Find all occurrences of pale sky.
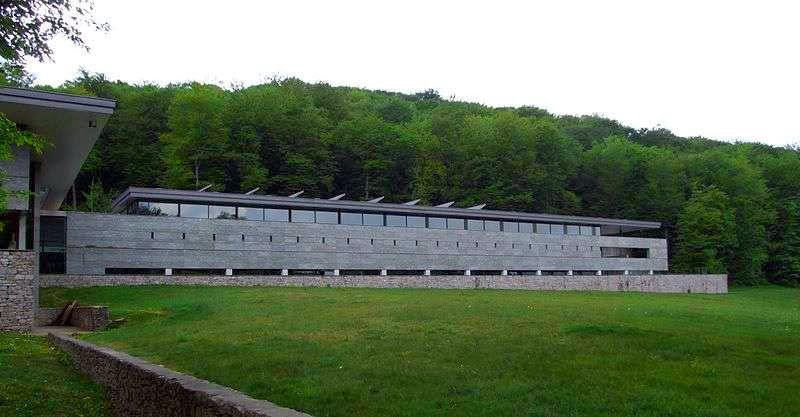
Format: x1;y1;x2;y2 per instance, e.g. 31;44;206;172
26;0;800;146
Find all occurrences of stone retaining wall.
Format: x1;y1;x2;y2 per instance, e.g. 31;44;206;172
36;306;110;330
40;273;728;293
0;250;35;331
49;333;311;417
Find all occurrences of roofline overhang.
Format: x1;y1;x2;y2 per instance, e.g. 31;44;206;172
0;87;116;114
112;187;662;230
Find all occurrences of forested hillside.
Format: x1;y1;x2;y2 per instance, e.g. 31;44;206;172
37;73;800;286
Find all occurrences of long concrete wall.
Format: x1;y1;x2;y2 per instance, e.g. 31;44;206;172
49;334;311;417
40;273;728;293
65;212;668;275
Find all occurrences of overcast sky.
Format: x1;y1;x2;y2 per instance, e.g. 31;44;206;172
26;0;800;146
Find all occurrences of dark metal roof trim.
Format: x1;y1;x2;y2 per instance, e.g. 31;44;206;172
0;87;116;114
112;187;661;229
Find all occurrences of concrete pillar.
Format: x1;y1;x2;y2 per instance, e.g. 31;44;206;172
567;270;573;276
424;270;431;276
648;270;654;275
380;269;388;276
624;270;630;275
465;270;471;276
17;213;26;250
225;269;233;276
281;269;289;276
165;268;173;276
596;270;602;276
536;270;542;276
333;269;340;276
501;270;508;276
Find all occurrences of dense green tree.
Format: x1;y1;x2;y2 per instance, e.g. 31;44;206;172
767;198;800;286
673;186;736;274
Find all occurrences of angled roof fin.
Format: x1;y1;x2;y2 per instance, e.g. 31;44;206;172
288;190;304;198
436;201;455;208
197;184;212;192
329;193;346;200
366;196;385;203
467;203;487;210
403;199;421;206
244;188;260;195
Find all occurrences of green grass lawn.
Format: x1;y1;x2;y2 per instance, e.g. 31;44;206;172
41;286;800;417
0;333;110;417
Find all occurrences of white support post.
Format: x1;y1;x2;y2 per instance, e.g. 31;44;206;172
225;269;233;276
380;269;387;276
424;270;431;276
165;268;173;276
333;269;340;276
536;270;542;276
624;270;630;275
281;269;289;276
501;270;508;276
648;270;654;275
17;214;26;250
596;270;602;276
465;270;471;276
567;270;573;276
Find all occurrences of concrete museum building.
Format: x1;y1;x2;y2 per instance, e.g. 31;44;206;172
0;88;726;331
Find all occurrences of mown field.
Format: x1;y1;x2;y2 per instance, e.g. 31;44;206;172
0;333;110;417
41;286;800;417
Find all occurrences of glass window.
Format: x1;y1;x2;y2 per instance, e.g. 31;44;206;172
467;219;484;231
148;202;178;216
580;226;593;236
180;204;208;218
407;216;425;228
428;217;446;229
519;223;534;233
484;220;501;231
291;210;315;223
536;223;550;234
566;225;580;235
238;207;263;221
447;218;465;230
386;215;406;227
209;205;236;219
266;208;289;222
315;211;338;224
503;221;519;233
550;224;564;235
341;212;363;225
363;213;383;226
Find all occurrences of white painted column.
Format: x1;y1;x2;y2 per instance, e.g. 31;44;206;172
648;270;654;275
424;270;431;276
17;214;26;250
465;270;471;276
281;269;289;276
501;270;508;276
536;270;542;276
623;270;630;275
567;270;573;276
225;269;233;276
333;269;340;276
165;268;173;276
380;269;387;276
596;270;602;276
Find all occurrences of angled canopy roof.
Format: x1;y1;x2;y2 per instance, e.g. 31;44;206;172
112;187;662;232
0;87;115;210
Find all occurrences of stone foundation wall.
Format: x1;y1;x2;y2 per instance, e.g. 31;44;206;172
0;250;35;331
40;273;728;293
49;333;311;417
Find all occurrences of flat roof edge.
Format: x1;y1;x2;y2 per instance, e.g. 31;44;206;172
0;87;116;113
112;187;662;229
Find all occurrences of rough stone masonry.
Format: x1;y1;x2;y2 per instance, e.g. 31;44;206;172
0;250;35;331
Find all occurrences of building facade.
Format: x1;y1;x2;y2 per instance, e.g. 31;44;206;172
45;187;668;277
